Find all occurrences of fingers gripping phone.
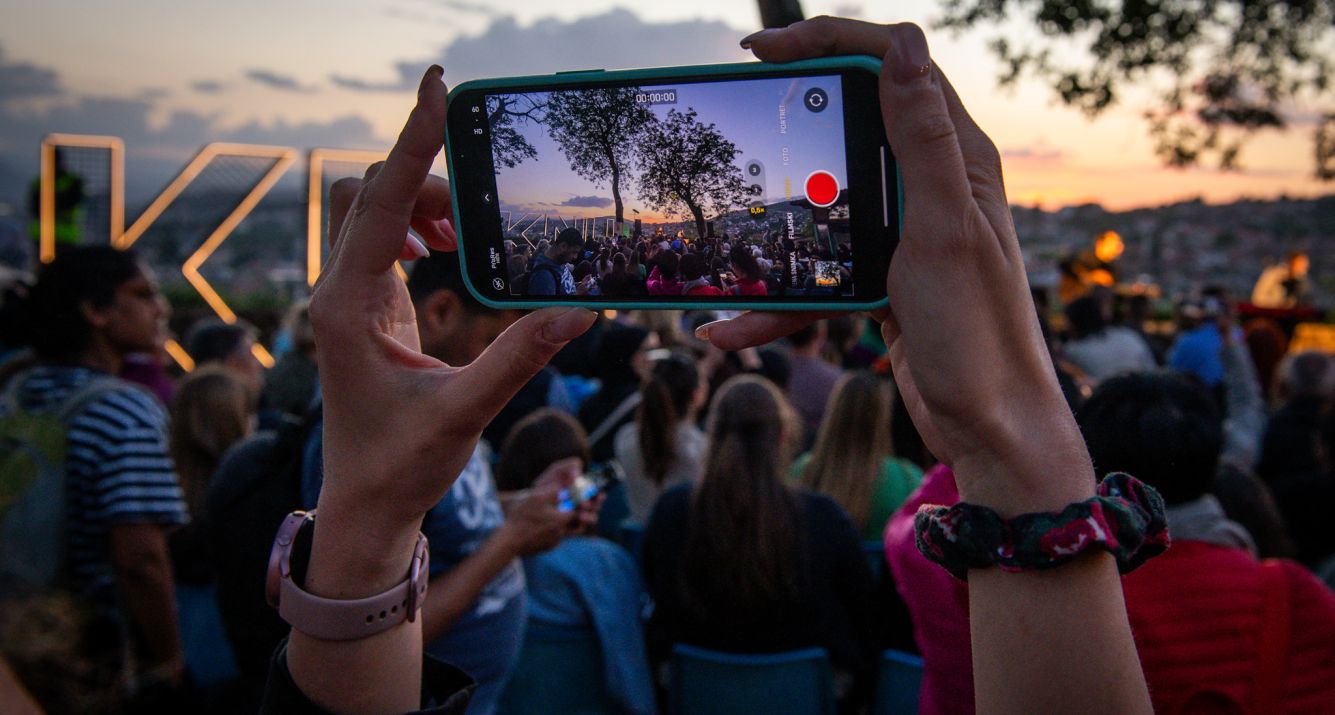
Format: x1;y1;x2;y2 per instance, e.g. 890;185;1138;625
557;463;620;512
445;58;899;311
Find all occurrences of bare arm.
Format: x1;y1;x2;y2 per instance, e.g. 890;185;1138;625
717;17;1153;715
108;523;183;673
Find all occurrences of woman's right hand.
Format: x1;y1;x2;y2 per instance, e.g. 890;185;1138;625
702;18;1095;515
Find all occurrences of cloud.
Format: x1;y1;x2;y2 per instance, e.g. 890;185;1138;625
330;74;408;92
335;9;751;92
432;0;500;16
1002;143;1065;163
560;195;613;208
0;46;63;103
245;69;316;93
192;80;227;94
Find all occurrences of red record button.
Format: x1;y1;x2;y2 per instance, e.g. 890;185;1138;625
804;170;839;208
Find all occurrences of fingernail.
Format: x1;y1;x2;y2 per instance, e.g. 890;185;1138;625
739;29;774;49
419;65;443;96
405;233;429;259
694;322;716;340
888;24;932;85
544;308;596;343
438;218;457;241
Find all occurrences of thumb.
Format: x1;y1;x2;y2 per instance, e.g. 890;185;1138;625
878;25;973;221
452;308;595;427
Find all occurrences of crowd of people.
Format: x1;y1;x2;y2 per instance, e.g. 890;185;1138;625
507;226;852;298
1;14;1334;715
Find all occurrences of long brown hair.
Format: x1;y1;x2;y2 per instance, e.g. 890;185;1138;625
681;375;802;621
637;353;699;486
168;366;254;517
799;371;892;531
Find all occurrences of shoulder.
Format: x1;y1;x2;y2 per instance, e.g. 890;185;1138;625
798;489;853;527
613;422;637;450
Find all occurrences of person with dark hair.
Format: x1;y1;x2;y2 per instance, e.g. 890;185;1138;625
600;253;640;297
1267;402;1335;567
726;246;768;296
646;250;682;296
572;260;600;296
1210;463;1296;560
0;245;188;705
614;353;709;522
1061;295;1155;384
642;375;877;708
493;410;653;715
1079;372;1335;712
525;228;585;296
184;318;265;397
260;300;319;419
679;253;723;297
1257;351;1334;483
1168;287;1237;388
786;320;842;438
578;324;657;462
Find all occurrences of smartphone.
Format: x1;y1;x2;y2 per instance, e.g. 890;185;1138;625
557;463;620;512
446;58;899;311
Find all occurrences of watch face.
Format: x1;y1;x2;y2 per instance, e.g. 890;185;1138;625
266;511;313;608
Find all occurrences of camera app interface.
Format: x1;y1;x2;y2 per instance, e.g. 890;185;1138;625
479;75;853;299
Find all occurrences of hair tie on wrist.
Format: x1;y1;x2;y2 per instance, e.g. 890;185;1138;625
913;472;1170;581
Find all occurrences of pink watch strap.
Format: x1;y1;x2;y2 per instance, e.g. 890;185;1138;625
266;511;430;642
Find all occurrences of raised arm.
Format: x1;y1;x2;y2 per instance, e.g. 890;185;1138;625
282;66;595;714
709;18;1153;714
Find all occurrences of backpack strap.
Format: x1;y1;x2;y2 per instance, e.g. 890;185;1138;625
587;392;642;448
2;367;145;425
1251;560;1291;713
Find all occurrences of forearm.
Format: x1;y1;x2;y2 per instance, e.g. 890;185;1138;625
110;529;183;667
286;499;425;715
421;528;520;643
958;415;1153;715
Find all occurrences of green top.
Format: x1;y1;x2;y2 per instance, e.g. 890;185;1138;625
791;454;924;541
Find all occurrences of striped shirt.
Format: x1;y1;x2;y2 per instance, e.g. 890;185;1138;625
14;366;187;607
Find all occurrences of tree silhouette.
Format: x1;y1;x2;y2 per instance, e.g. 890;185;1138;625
544;87;655;228
636;108;748;239
485;94;546;170
937;0;1335;178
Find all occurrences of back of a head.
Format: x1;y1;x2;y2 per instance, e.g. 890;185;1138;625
407;250;485;313
637;353;700;485
655;250;679;279
495;408;590;491
281;300;316;356
1065;296;1106;340
1078;372;1222;505
594;324;649;381
186;319;257;366
1278;351;1334;401
27;245;142;361
801;371;892;529
679;253;707;282
729;246;762;279
787;321;823;350
684;375;800;619
170;365;255;515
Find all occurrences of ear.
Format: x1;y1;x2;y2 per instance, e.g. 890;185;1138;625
79;300;110;330
417;290;461;340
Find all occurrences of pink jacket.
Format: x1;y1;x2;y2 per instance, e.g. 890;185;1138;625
883;465;974;715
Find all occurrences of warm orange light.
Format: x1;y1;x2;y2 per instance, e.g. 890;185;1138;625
1094;231;1124;263
164;339;195;372
39;134;124;263
179;145;297;324
1088;269;1116;287
306;148;387;286
1289;252;1310;278
251;342;276;368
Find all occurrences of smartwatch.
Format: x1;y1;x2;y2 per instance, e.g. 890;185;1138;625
265;510;430;641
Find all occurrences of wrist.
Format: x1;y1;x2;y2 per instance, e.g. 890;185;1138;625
953;417;1097;517
304;498;425;599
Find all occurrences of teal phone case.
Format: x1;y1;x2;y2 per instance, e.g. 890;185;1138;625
445;57;899;312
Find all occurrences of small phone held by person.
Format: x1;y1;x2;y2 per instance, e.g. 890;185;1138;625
557;462;619;513
446;58;899;311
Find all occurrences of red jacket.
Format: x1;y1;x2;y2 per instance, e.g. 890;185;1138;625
1122;540;1335;714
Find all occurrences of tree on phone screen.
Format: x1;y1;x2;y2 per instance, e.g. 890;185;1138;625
486;95;546;170
636;108;748;240
545;87;654;230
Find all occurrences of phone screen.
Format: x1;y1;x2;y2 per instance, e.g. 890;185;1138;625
448;65;897;306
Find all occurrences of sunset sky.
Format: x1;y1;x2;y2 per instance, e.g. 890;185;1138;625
2;0;1330;211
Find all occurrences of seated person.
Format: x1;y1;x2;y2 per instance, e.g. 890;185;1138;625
495;410;653;715
614;352;709;523
642;375;877;706
679;254;723;297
